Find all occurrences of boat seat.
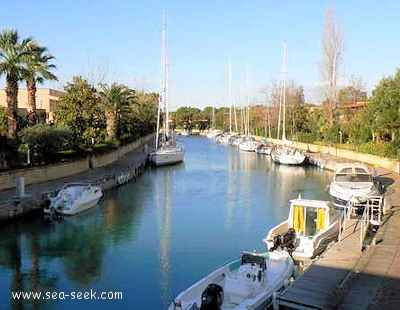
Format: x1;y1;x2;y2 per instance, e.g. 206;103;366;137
224;276;254;305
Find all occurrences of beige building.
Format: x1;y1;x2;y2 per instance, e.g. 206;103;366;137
0;88;64;123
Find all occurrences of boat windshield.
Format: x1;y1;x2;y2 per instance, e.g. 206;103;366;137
335;173;371;182
293;205;328;237
241;253;266;270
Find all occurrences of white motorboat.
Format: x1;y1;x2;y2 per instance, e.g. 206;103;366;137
255;143;273;155
150;17;185;167
238;137;258;152
168;251;293;310
264;197;339;261
328;162;379;209
43;183;103;216
270;146;306;165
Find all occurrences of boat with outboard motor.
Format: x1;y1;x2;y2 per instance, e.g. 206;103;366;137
43;183;103;216
168;250;293;310
264;197;339;261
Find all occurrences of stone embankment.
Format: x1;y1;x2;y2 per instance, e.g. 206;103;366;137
269;137;400;174
0;134;154;222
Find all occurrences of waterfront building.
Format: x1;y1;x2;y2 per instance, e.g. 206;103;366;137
0;88;64;123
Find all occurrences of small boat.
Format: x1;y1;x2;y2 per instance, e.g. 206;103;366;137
255;143;273;155
238;137;258;152
43;183;103;216
180;130;190;136
168;251;293;310
264;197;339;261
328;163;379;210
270;146;306;165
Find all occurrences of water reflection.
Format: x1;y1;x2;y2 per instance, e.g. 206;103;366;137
0;137;332;309
155;167;172;304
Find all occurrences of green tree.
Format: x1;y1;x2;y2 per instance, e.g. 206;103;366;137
132;91;158;136
99;82;133;141
0;29;38;136
173;106;201;131
363;68;400;143
55;76;105;148
24;46;57;123
115;91;158;143
19;124;72;164
338;86;367;105
0;106;8;136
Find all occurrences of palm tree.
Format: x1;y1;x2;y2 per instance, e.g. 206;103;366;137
99;83;133;140
0;29;38;136
24;46;57;123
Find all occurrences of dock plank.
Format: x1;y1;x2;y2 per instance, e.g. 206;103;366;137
278;218;364;309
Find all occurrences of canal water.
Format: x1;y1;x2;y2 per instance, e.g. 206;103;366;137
0;136;332;309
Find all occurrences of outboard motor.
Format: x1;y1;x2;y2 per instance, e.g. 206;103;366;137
200;283;223;310
270;228;297;253
281;228;297;253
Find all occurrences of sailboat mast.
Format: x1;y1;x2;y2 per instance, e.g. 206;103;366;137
282;40;287;141
228;61;233;134
246;65;250;136
163;15;169;135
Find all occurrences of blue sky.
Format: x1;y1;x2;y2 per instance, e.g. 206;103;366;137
1;0;399;109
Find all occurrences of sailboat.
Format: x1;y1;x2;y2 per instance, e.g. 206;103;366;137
150;16;185;167
270;41;306;165
206;107;220;139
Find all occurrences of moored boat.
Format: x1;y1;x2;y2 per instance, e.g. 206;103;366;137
150;17;185;167
43;183;103;216
168;251;293;310
150;140;185;166
264;197;339;261
270;146;306;165
238;137;258;152
328;163;379;210
255;143;273;155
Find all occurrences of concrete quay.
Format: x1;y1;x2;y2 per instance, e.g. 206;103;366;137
0;139;152;222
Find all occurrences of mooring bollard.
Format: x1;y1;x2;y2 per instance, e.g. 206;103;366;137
15;176;25;198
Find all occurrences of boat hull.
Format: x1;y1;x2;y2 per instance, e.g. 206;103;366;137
168;251;293;310
328;163;379;209
43;183;103;216
264;198;339;261
270;147;306;165
150;148;185;166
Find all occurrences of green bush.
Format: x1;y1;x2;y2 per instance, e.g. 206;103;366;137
19;124;73;164
358;141;398;158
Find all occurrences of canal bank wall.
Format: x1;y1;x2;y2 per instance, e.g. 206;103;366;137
269;138;400;174
0;134;154;222
0;134;154;191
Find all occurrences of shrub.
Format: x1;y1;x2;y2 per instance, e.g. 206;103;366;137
358;141;398;158
19;124;73;164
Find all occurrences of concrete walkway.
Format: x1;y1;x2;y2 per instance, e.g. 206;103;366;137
303;153;400;309
0;145;149;220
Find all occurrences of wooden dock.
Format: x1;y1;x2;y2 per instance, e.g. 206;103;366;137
278;219;366;309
